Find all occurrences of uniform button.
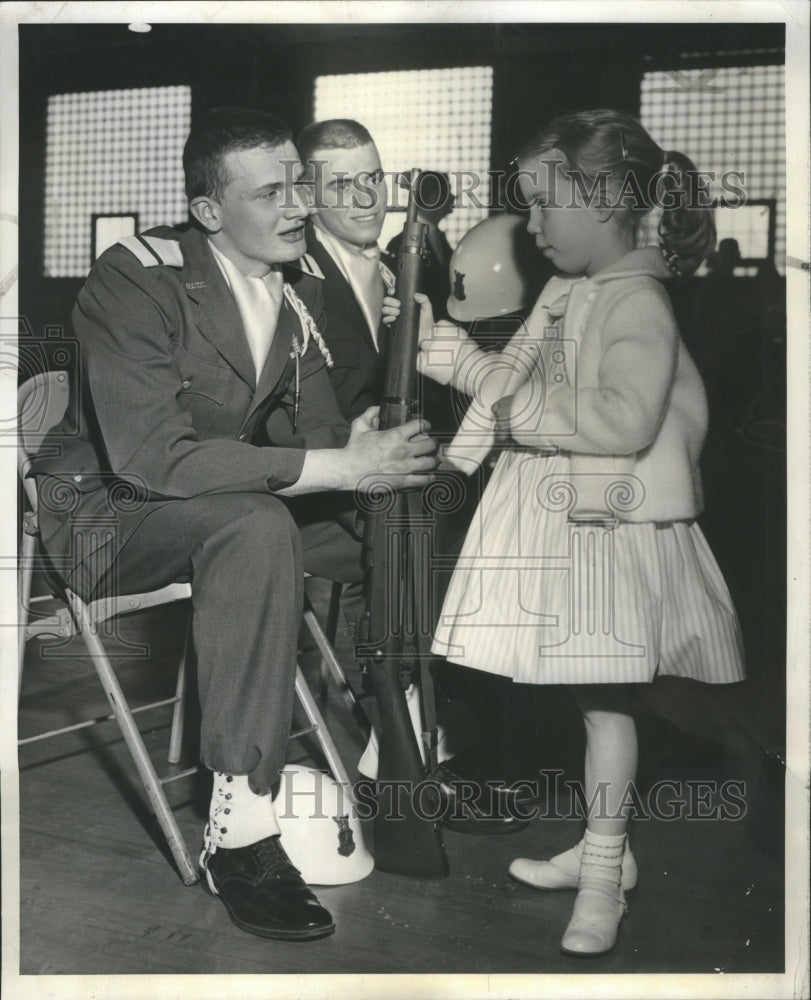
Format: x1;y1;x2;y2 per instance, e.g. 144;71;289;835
181;379;191;390
72;475;83;483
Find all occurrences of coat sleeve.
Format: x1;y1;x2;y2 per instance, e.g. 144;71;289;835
73;248;307;498
510;283;679;455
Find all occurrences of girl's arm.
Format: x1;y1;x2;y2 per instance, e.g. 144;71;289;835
508;285;679;455
384;293;498;394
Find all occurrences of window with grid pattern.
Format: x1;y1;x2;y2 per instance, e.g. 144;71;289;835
640;64;784;275
44;86;192;277
313;67;493;251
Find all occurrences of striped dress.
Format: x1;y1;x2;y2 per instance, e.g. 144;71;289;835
432;257;745;687
431;449;745;685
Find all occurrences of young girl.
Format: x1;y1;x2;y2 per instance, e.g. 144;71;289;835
385;109;745;956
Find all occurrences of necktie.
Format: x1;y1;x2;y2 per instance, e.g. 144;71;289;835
236;268;284;379
353;245;385;343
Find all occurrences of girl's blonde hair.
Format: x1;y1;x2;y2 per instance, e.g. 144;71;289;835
518;109;717;277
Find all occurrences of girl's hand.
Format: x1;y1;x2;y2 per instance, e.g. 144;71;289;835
384;292;438;339
413;294;479;387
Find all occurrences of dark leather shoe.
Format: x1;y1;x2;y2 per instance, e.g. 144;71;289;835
436;764;535;834
202;835;335;940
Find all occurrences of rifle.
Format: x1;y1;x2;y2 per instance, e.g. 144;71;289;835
356;169;449;878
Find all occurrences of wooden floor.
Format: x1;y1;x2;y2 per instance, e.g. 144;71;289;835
13;432;788;981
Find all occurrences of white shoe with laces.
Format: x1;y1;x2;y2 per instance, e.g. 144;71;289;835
559;830;629;957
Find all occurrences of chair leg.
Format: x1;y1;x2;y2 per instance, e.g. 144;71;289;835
303;603;371;738
317;581;343;700
18;531;36;698
72;600;199;886
167;621;191;765
295;665;352;789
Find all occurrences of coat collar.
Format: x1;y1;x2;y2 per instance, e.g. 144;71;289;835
588;245;672;285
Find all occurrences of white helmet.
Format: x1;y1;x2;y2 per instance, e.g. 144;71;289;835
447;214;540;322
274;765;374;885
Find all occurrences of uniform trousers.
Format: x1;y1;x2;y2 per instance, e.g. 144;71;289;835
77;492;364;796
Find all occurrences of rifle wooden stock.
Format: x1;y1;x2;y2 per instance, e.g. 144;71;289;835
356;170;449;878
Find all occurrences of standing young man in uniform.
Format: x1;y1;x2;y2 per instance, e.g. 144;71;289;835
296;119;394;422
30;108;437;942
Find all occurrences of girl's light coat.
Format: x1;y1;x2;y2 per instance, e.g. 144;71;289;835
447;246;708;524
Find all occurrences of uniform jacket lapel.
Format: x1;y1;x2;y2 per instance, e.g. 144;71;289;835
306;224;380;353
179;227;257;390
254;298;297;406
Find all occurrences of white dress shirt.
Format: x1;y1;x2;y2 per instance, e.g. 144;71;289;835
312;223;385;351
209;240;284;379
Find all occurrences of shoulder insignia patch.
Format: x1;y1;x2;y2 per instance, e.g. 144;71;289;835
286;253;325;280
117;234;184;268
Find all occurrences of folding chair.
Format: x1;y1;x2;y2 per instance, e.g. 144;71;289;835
18;371;355;886
304;584;371;738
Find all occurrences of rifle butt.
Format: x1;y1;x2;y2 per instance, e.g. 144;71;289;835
366;656;449;878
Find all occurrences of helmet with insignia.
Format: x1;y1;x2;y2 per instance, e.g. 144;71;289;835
274;765;374;885
446;214;543;323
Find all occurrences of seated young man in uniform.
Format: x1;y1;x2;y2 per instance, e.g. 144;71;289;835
29;107;437;942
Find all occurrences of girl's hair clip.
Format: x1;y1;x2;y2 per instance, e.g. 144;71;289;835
618;131;629;164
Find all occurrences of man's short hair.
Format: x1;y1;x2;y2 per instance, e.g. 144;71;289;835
297;119;375;167
183;107;293;201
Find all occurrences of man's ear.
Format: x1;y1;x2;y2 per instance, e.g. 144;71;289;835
189;196;222;234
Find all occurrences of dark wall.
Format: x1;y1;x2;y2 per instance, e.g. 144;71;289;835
18;21;785;341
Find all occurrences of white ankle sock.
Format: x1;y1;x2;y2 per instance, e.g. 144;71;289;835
578;830;626;894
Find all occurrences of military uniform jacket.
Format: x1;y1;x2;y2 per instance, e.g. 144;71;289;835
304;221;394;421
31;224;349;570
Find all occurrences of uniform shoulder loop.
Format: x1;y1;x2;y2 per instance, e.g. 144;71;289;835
286;253;325;280
117;234;184;268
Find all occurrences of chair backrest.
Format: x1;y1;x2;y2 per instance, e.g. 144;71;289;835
18;371;71;511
